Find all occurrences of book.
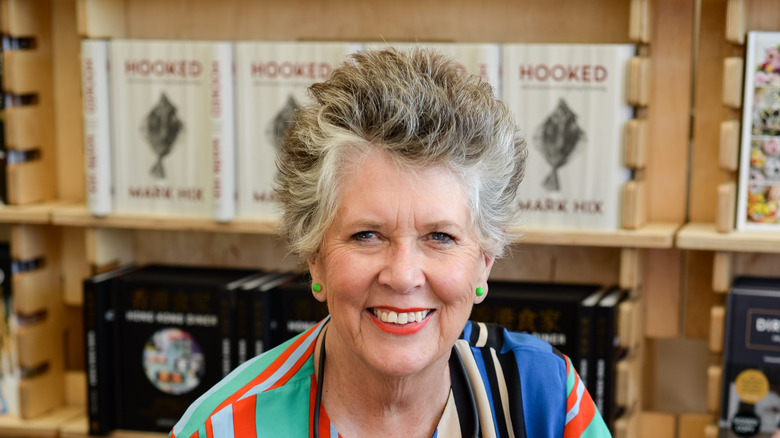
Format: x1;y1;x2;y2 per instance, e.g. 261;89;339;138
719;277;780;438
233;270;281;365
112;265;260;432
364;42;502;95
81;39;113;217
593;287;627;430
473;280;607;394
736;32;780;231
266;275;330;348
82;264;138;435
234;41;362;219
110;40;236;221
502;43;635;230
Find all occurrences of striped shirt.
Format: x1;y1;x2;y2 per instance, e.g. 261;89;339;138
170;318;610;438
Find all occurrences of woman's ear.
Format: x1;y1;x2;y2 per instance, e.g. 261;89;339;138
475;253;495;304
307;256;327;303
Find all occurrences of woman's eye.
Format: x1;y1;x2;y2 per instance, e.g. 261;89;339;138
352;231;376;241
429;232;454;244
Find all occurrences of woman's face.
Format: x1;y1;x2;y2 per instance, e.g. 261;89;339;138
308;148;494;378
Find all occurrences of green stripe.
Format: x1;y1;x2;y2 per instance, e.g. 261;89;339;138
565;356;576;396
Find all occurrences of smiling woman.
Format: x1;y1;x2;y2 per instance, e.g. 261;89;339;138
169;47;612;438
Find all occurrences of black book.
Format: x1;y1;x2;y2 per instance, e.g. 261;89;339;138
266;275;330;348
112;265;261;433
474;281;607;391
592;287;627;430
83;264;139;435
233;270;283;364
719;276;780;438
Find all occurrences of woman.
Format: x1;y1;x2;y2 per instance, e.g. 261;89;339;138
170;47;610;438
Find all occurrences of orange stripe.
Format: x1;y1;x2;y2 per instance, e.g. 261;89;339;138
309;375;317;438
210;322;323;416
267;339;317;391
563;387;597;438
232;395;257;438
205;417;214;438
565;365;579;411
318;393;330;438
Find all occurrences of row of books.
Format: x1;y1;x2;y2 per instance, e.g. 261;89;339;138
83;39;636;230
83;263;632;434
737;31;780;232
718;276;780;438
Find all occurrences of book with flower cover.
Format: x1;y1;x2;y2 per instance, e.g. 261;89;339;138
502;44;635;230
364;42;501;95
234;41;362;219
110;40;236;221
81;39;113;217
719;277;780;438
736;32;780;231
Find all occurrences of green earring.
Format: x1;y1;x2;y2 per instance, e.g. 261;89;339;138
312;283;322;293
476;287;485;297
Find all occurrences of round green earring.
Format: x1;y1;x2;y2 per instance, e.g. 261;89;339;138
312;283;322;293
476;287;485;297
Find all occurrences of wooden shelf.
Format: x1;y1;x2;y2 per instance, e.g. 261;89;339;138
676;222;780;253
0;406;83;437
0;202;61;224
50;204;678;248
60;415;167;438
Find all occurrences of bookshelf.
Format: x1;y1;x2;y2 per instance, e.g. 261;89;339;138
0;0;739;437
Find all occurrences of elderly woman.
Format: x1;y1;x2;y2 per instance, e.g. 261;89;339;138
170;47;610;438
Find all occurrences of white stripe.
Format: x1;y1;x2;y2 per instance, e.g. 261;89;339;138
565;372;586;425
454;340;497;438
476;322;488;348
238;322;325;400
210;405;236;438
490;348;516;438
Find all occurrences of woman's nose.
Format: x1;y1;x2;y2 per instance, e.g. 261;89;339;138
377;241;424;293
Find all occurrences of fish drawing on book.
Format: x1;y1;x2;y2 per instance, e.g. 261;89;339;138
534;99;586;192
141;93;183;179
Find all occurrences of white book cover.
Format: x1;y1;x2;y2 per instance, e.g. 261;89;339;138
81;39;113;217
736;31;780;232
110;39;236;220
365;42;501;96
502;43;635;230
235;41;362;219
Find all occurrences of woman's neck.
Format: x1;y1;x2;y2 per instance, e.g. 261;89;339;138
313;326;452;438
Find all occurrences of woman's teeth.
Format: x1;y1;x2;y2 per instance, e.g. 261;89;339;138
372;309;430;324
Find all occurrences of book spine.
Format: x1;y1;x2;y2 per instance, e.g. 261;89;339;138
220;290;232;376
578;303;595;396
83;276;117;435
593;297;620;428
211;44;236;223
234;288;251;366
81;40;113;217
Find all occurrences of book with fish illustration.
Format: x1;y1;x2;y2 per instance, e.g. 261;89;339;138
235;41;362;219
736;32;780;232
364;42;501;95
110;40;236;221
502;44;635;230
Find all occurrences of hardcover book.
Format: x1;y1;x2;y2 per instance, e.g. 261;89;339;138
235;41;362;219
736;32;780;231
112;265;260;432
110;40;236;221
502;44;635;230
719;277;780;438
473;280;607;395
365;42;501;95
593;288;628;429
266;275;330;348
81;39;113;217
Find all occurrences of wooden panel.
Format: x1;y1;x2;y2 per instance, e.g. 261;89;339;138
629;0;651;43
712;251;735;293
710;305;725;353
65;371;86;408
628;57;651;107
622;180;647;230
85;228;135;272
19;361;65;418
743;0;780;33
76;0;126;38
644;249;681;338
53;0;86;201
705;423;719;438
61;227;90;306
16;306;62;368
1;50;51;94
719;120;740;171
0;0;48;37
677;222;780;253
678;413;714;438
614;410;639;438
682;250;718;339
12;268;58;315
733;251;780;277
722;57;743;108
619;248;642;290
7;160;57;205
725;0;745;43
625;119;649;169
707;365;722;413
0;406;83;437
11;224;49;260
716;181;736;232
4;105;43;150
616;354;640;409
491;244;620;285
639;411;676;438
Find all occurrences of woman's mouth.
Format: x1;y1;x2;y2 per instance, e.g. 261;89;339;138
368;307;433;335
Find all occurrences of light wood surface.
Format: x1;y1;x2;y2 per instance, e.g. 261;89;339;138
707;365;722;414
709;306;725;353
639;411;676;438
678;413;714;438
719;120;740;171
677;222;780;253
0;406;83;438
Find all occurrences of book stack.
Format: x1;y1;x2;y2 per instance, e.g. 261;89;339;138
737;32;780;231
474;280;628;430
83;264;327;434
719;277;780;438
